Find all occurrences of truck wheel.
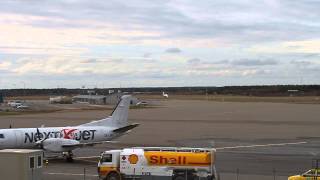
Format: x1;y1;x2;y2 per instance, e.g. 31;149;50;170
173;175;185;180
106;172;120;180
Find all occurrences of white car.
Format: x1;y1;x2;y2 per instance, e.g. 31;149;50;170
136;101;148;106
16;104;29;109
8;101;23;107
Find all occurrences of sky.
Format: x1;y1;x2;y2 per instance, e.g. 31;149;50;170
0;0;320;89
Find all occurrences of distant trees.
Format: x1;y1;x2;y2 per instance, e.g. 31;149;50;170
0;85;319;97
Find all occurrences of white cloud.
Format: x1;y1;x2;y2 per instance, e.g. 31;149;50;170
0;1;320;87
231;59;278;66
165;47;182;53
186;68;269;77
249;40;320;54
0;61;12;70
11;57;132;75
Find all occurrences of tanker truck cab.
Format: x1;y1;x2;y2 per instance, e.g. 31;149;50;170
98;150;122;179
98;147;219;180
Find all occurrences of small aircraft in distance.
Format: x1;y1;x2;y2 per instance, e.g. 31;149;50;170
0;95;139;162
162;91;169;98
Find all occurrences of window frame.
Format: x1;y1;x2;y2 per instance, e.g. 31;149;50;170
100;154;113;163
29;156;35;169
37;155;42;168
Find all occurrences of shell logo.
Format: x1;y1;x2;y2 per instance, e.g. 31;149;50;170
128;154;139;164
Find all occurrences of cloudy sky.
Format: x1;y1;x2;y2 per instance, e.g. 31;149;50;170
0;0;320;88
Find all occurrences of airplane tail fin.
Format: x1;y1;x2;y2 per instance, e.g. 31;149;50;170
79;95;132;128
109;95;131;127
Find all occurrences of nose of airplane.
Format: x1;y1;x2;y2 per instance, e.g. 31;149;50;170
0;133;5;146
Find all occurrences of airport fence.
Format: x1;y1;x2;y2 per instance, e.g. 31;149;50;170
45;167;292;180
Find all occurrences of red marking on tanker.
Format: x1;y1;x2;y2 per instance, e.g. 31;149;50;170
149;155;187;165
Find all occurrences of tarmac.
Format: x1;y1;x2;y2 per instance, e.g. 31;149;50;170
1;99;320;180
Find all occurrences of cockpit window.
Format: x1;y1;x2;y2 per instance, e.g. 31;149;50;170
100;154;112;163
0;134;4;138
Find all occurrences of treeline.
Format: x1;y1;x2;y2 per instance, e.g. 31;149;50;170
1;85;320;97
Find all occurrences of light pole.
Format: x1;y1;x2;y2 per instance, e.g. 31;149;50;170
21;81;26;101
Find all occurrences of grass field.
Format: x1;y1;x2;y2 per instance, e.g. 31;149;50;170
6;95;52;100
0;110;55;116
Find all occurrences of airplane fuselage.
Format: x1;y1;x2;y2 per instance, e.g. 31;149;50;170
0;95;137;156
0;126;118;149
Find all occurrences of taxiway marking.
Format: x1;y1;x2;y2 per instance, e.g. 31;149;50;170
216;141;307;150
45;172;98;177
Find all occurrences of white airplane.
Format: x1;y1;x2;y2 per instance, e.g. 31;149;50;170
162;91;169;98
0;95;139;161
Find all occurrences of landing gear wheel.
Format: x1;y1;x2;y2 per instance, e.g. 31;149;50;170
66;156;73;162
106;172;120;180
63;151;74;162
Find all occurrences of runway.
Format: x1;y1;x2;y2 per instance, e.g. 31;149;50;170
1;99;320;180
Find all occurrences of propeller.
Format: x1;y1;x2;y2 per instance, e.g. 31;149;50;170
36;128;40;139
35;128;44;149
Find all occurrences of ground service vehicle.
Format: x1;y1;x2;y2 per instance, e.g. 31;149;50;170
98;147;219;180
7;100;23;107
288;169;320;180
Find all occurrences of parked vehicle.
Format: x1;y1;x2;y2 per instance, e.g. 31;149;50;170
16;104;29;109
7;101;23;107
98;147;219;180
288;169;320;180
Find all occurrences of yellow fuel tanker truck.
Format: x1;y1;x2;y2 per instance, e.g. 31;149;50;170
98;147;219;180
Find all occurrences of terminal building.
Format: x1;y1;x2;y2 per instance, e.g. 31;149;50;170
72;93;139;105
72;94;112;105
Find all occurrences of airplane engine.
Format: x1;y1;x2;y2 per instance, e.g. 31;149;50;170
41;138;80;152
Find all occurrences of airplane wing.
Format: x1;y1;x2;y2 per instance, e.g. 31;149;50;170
112;123;140;133
61;124;139;148
58;124;139;150
61;140;118;148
